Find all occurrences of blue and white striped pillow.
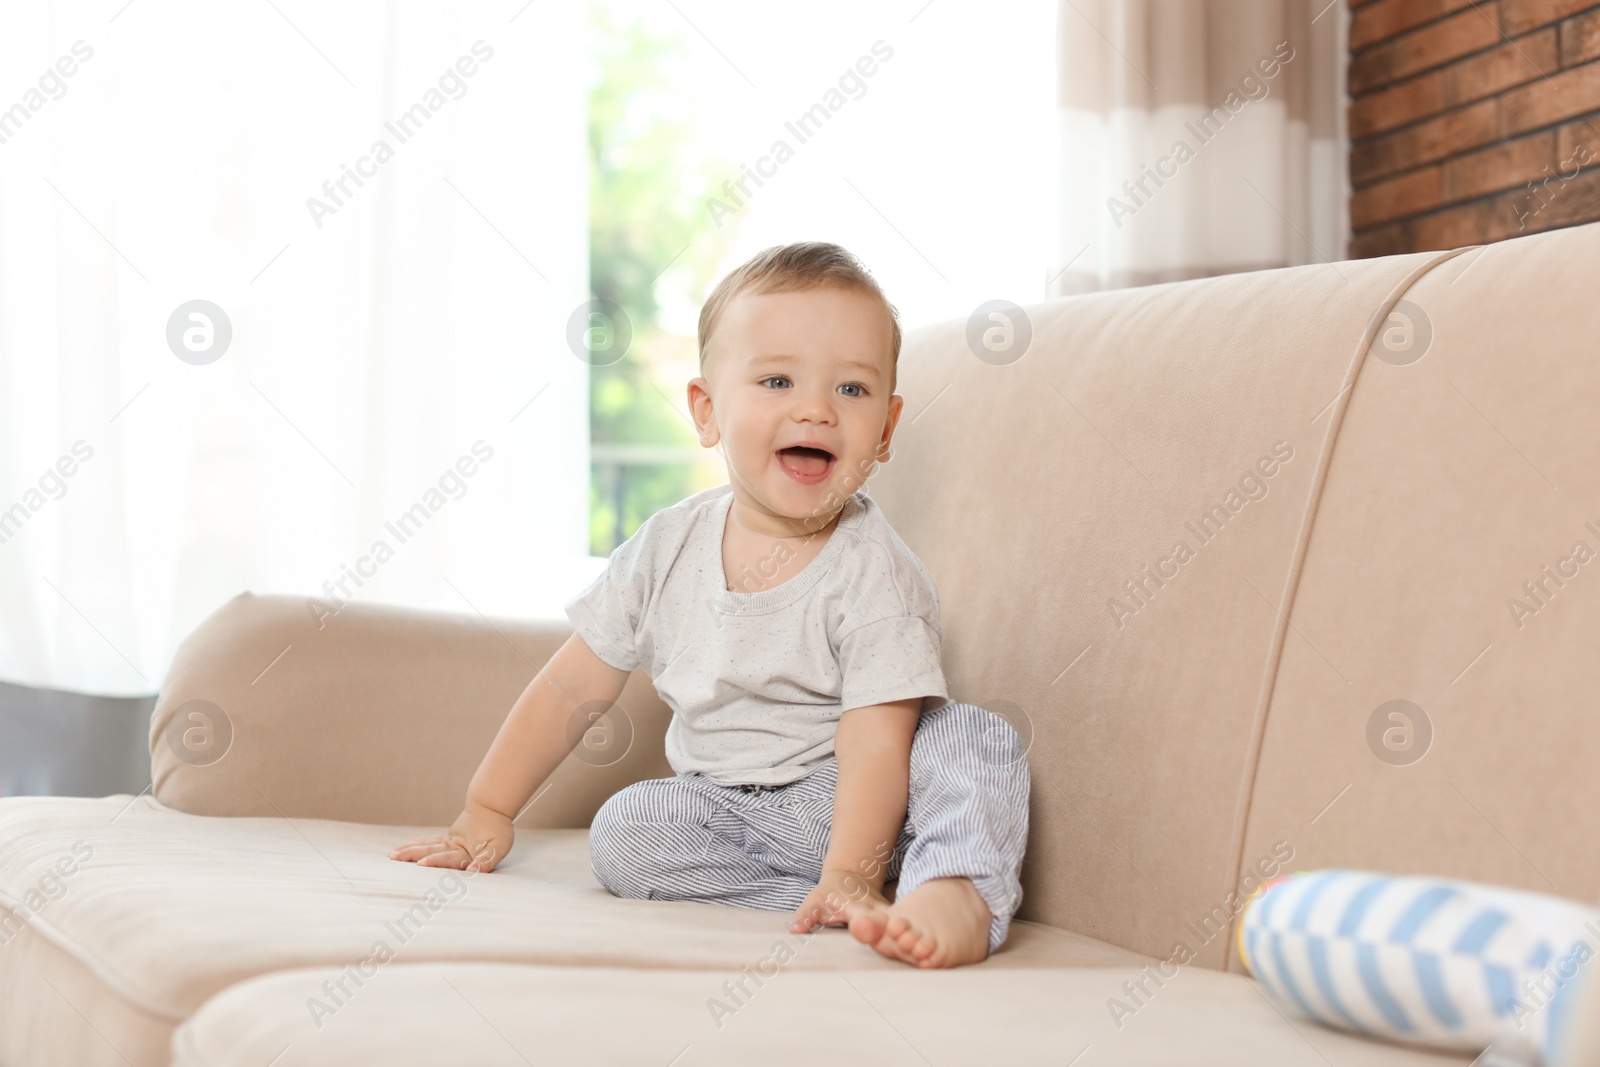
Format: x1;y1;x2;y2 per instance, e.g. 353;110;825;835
1238;870;1600;1066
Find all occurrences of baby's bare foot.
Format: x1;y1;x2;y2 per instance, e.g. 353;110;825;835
846;876;991;968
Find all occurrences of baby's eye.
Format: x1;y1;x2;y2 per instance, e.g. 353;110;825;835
840;383;865;398
760;376;790;389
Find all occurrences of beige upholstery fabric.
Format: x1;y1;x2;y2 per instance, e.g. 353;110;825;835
170;962;1471;1067
1232;222;1600;970
0;915;175;1067
4;219;1596;1065
150;596;678;828
0;795;1144;1067
867;245;1466;967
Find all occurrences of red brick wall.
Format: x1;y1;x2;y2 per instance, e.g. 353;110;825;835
1348;0;1600;255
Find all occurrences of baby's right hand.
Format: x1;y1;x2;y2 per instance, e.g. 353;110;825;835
388;803;515;873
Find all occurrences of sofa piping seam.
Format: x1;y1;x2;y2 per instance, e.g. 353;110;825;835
0;889;189;1024
1218;244;1479;972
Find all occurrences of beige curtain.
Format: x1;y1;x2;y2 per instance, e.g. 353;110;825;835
1054;0;1349;293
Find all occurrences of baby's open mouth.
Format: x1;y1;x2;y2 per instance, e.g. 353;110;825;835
776;445;835;484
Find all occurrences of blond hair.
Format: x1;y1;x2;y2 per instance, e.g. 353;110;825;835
697;242;901;394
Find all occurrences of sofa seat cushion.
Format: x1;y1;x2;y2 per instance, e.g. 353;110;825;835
169;960;1477;1066
0;795;1144;1067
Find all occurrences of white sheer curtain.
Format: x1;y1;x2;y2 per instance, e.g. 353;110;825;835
1055;0;1350;292
0;1;590;697
641;0;1060;334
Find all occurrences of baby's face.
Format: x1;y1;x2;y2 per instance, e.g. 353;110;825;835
689;285;903;527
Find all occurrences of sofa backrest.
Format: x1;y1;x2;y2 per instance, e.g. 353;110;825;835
865;219;1600;971
1227;221;1600;972
150;221;1600;973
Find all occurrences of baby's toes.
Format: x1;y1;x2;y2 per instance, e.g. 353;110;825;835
861;921;911;963
884;913;914;942
844;904;888;944
892;921;932;960
868;932;912;964
842;898;882;924
865;916;917;964
880;932;923;966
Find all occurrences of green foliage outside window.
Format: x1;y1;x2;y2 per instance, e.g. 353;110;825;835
586;3;740;556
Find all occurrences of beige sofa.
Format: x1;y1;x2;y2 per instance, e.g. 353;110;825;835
4;218;1597;1065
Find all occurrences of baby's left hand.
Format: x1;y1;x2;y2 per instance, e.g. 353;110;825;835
790;868;889;935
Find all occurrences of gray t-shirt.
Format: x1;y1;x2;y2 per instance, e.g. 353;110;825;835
564;483;950;786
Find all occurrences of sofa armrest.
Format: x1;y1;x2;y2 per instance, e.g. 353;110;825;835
150;592;674;828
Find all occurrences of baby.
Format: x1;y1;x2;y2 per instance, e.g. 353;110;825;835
390;242;1030;968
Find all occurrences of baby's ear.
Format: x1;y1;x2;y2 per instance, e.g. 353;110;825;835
685;379;720;446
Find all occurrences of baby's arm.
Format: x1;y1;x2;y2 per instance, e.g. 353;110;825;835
819;698;922;894
388;632;630;872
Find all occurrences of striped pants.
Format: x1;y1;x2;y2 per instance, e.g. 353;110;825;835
587;701;1030;955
